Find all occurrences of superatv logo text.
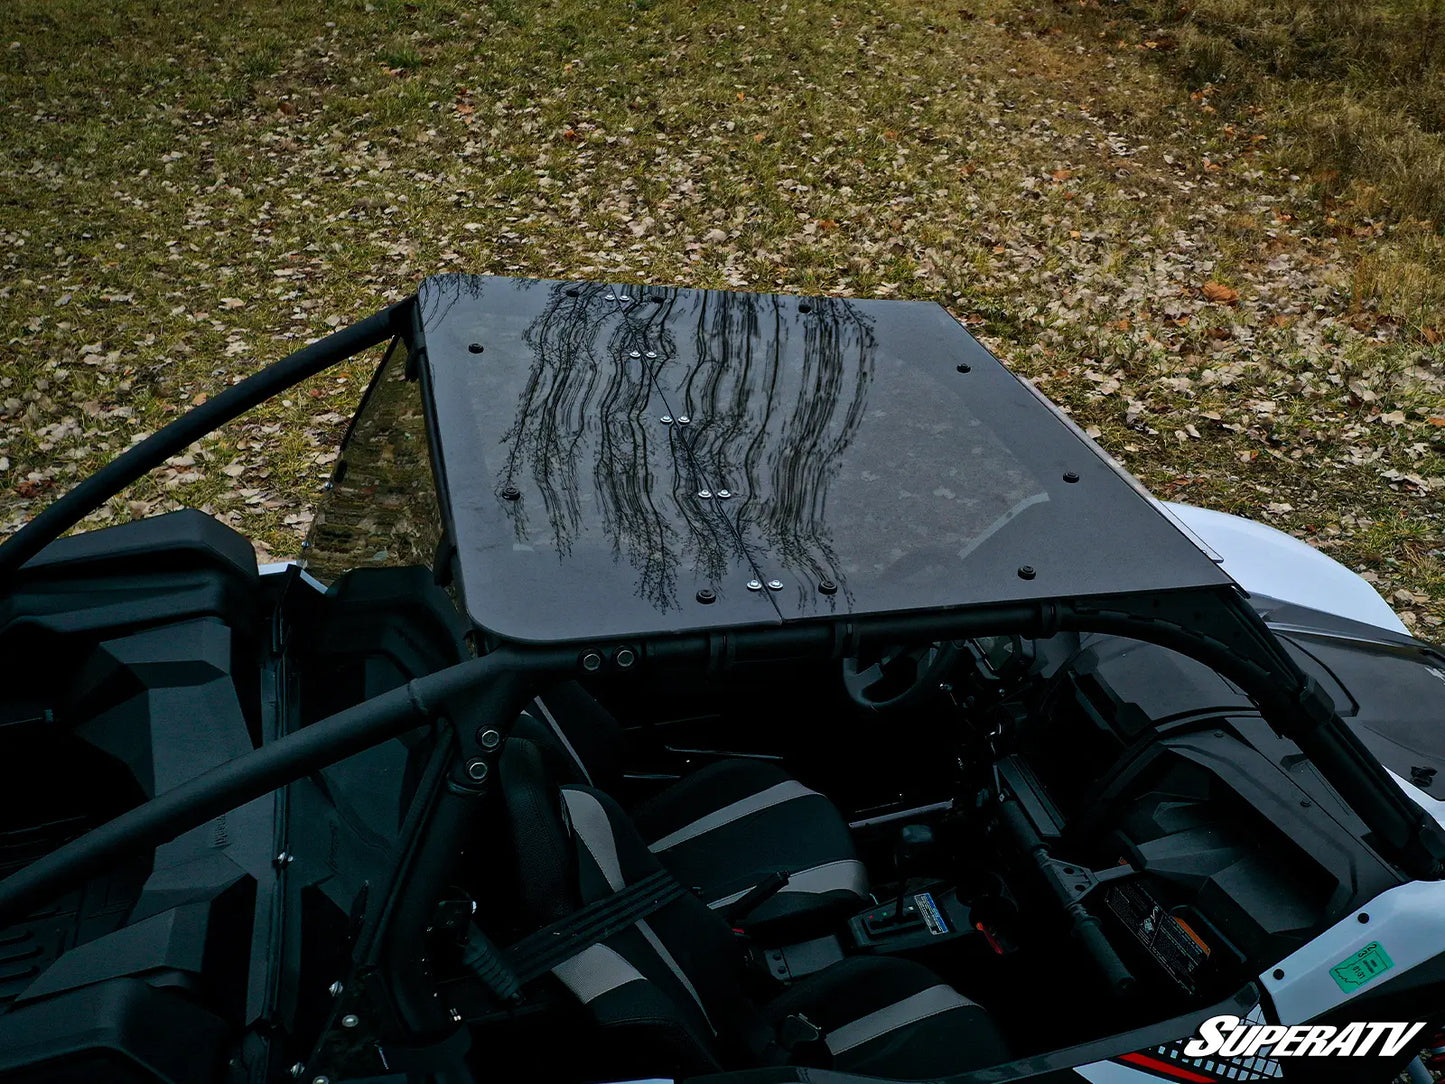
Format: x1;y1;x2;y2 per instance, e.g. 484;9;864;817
1185;1015;1426;1058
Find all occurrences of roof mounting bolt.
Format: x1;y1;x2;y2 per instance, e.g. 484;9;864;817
630;350;641;358
274;851;293;869
604;294;616;301
467;343;484;354
614;646;637;668
501;484;521;501
313;1078;331;1084
581;650;604;672
477;728;502;750
746;580;763;591
1063;471;1080;483
767;579;784;591
698;489;712;499
819;579;838;595
677;415;691;424
715;488;732;499
660;415;673;424
956;363;971;373
645;351;658;359
696;589;717;604
341;1013;361;1029
328;981;344;997
464;758;489;783
619;294;632;302
1017;565;1036;580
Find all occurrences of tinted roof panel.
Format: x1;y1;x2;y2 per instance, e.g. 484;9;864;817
416;275;1230;643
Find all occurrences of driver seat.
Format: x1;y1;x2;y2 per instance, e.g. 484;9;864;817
513;681;870;935
495;736;1011;1080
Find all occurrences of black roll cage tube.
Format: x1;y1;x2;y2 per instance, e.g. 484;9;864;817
0;301;409;581
0;298;1442;1050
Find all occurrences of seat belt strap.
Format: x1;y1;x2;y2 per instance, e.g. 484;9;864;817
502;868;690;984
723;870;790;926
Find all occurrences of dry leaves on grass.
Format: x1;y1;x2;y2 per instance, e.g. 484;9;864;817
0;0;1441;620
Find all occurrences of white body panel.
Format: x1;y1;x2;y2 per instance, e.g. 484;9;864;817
1389;767;1445;829
1160;502;1407;634
1261;878;1445;1024
1073;1063;1159;1082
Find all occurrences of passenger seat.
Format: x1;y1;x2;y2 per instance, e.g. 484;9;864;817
513;681;869;935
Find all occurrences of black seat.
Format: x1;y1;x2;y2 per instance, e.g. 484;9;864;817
515;681;869;933
495;738;1010;1080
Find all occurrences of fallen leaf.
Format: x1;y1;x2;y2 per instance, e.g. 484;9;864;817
1201;281;1239;304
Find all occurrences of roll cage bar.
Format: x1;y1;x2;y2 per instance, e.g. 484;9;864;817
0;297;1441;1054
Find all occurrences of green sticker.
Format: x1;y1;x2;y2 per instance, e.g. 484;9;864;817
1330;941;1394;992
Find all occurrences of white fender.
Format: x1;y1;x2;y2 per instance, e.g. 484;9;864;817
1160;502;1407;634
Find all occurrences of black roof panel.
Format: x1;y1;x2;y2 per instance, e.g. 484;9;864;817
416;275;1231;643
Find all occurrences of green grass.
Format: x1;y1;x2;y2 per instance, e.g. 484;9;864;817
1060;0;1445;330
2;0;1443;628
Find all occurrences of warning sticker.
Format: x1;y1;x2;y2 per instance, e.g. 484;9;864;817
913;892;949;935
1104;882;1210;993
1330;942;1394;992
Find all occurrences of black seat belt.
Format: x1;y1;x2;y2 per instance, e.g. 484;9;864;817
723;870;790;927
462;868;690;997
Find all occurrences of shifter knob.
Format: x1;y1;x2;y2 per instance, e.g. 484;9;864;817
895;823;937;879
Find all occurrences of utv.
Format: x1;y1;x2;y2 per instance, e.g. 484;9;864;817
0;276;1443;1084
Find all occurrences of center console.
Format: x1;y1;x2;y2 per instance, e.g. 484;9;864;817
756;823;1020;986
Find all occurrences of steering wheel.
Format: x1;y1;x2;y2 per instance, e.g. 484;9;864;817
841;640;964;712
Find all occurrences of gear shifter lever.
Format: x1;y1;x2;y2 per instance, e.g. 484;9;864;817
893;823;937;920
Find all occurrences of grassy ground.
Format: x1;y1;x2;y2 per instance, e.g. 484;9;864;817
1065;0;1445;330
1077;0;1445;219
2;0;1443;629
